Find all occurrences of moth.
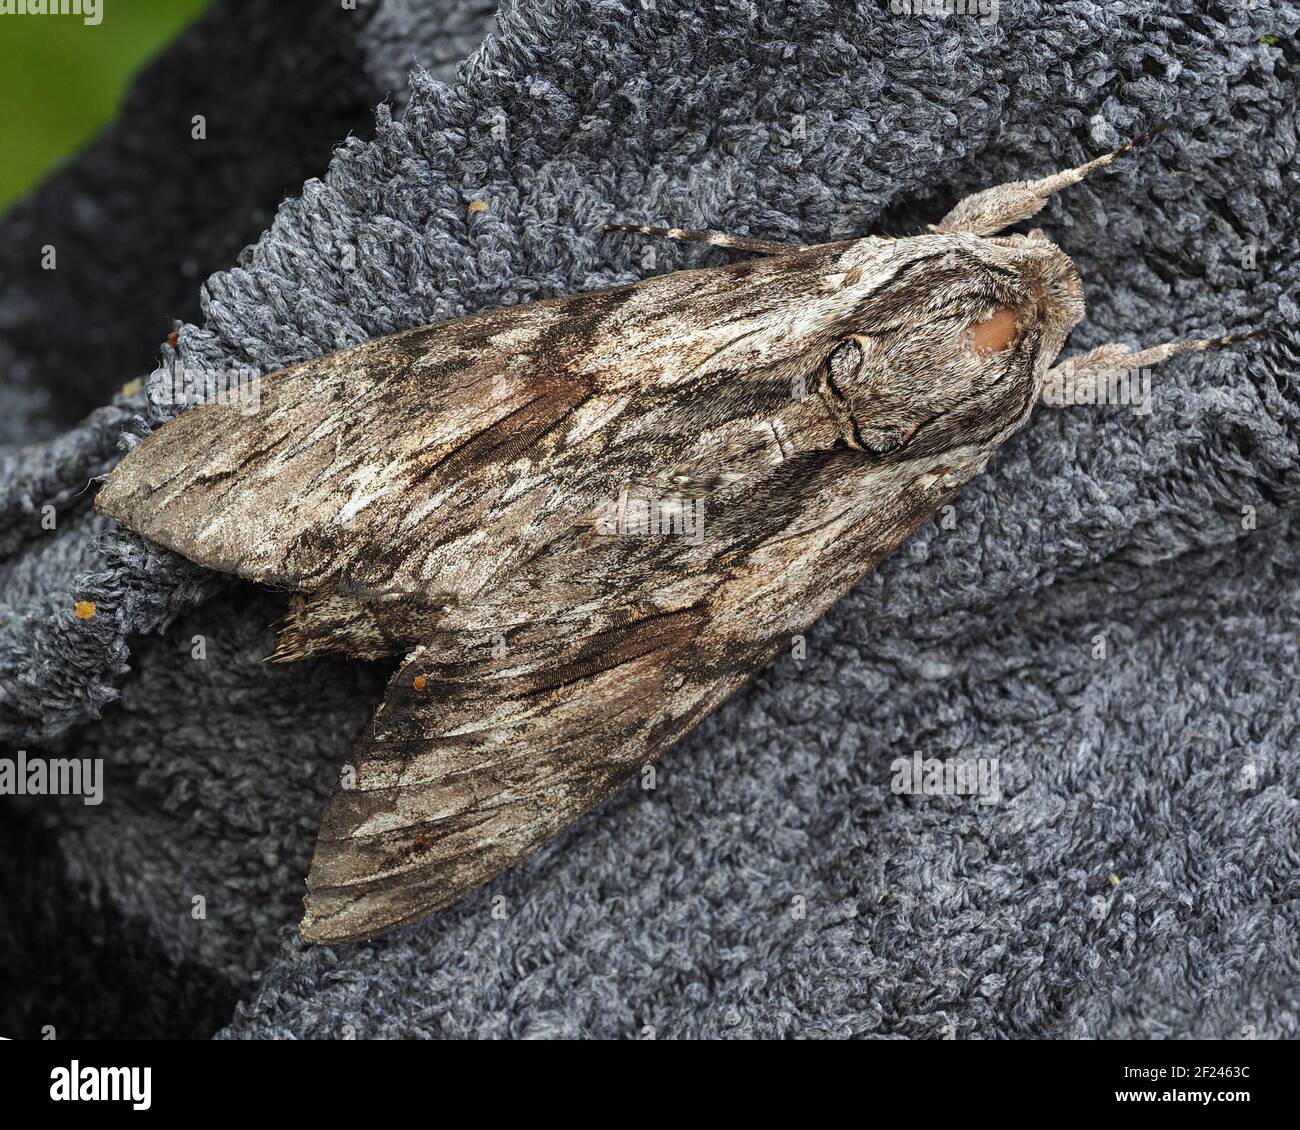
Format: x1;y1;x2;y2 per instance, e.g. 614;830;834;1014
96;138;1251;943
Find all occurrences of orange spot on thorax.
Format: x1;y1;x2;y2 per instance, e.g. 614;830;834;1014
967;306;1019;355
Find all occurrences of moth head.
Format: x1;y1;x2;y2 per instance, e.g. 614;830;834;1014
818;232;1085;459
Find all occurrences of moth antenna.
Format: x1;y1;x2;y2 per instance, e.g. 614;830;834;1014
604;222;798;256
1091;326;1268;369
1104;121;1168;161
1042;327;1267;408
932;125;1168;238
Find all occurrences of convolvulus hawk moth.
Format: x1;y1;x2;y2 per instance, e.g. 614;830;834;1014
96;138;1254;943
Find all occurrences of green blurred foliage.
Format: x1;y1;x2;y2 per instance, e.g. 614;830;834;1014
0;0;212;216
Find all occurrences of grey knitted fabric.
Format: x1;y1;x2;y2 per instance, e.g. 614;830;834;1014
3;0;1299;1040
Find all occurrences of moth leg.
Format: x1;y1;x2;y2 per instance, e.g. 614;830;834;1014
931;129;1161;237
1041;331;1264;408
604;222;798;256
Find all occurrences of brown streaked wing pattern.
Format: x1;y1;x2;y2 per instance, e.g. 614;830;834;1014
299;438;975;943
300;606;722;943
95;237;964;612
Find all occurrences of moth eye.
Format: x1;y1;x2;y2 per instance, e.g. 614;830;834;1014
827;338;864;383
966;306;1020;356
